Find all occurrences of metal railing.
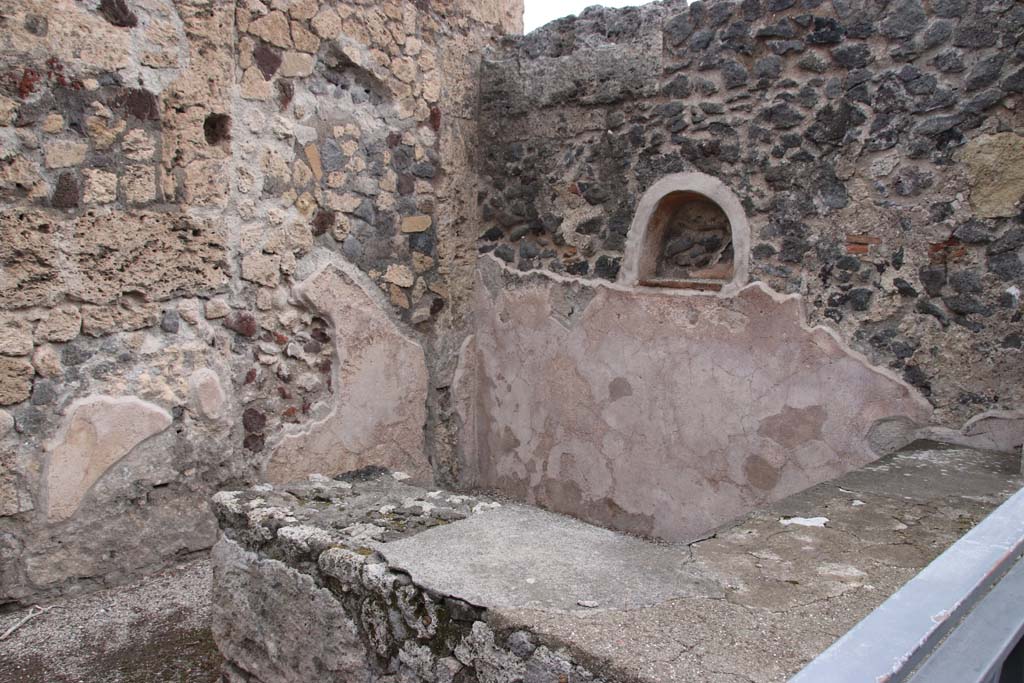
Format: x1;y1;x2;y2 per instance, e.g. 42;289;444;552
790;486;1024;683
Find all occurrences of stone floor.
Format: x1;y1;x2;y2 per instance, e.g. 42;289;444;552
0;559;220;683
212;442;1024;683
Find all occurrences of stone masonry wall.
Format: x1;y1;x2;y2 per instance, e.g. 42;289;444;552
210;471;603;683
0;0;521;607
477;0;1024;424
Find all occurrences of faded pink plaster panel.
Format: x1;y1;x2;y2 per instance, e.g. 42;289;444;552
265;263;430;485
462;257;933;542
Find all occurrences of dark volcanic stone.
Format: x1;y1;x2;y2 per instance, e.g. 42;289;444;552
243;408;267;434
987;252;1023;281
953;219;994;244
806;100;866;145
494;244;515;263
243;433;265;453
933;50;964;73
880;0;926;38
51;173;80;209
954;20;998;48
312;208;336;237
98;0;138;28
160;310;180;334
807;17;845;44
893;278;918;297
225;312;259;338
594;255;621;280
831;44;872;69
848;288;874;311
119;88;160;120
964;55;1005;93
919;265;946;297
254;44;282;80
721;61;749;89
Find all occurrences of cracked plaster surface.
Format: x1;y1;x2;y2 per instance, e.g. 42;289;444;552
457;256;932;542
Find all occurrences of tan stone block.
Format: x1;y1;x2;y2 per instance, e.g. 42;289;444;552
249;11;292;48
326;192;362;213
0;409;12;438
311;6;343;38
184;160;229;207
295;192;317;217
81;169;118;204
291;22;320;53
389;284;410;309
0;357;33;406
289;0;319;20
242;252;282;288
0;96;16;126
280;51;316;78
332;214;351;242
0;316;32;356
400;215;432;233
391;56;417;84
0;156;46;199
240;67;273;101
81;302;160;336
85;117;126;149
384;264;415;288
326;171;348;188
205;298;231;320
45;396;172;521
412;252;434;273
256;288;274;311
32;345;62;378
302;143;323;181
2;209;226;308
123;129;156;161
177;299;202;325
44;140;88;169
292;160;314;187
122;165;157;204
36;306;82;343
41;113;64;134
189;369;227;420
959;132;1024;219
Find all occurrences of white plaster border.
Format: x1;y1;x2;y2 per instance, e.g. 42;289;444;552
619;172;751;296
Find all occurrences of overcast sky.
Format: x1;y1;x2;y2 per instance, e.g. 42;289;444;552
523;0;648;32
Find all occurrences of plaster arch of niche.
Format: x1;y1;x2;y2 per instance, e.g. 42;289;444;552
619;172;751;296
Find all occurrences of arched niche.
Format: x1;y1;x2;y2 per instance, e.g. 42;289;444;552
619;173;750;294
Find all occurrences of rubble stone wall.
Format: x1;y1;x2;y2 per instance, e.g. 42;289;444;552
0;0;521;607
477;0;1024;424
210;473;602;683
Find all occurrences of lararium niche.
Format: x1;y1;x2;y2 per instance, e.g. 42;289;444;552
620;172;750;294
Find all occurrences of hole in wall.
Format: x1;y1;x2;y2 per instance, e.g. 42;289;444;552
203;114;231;145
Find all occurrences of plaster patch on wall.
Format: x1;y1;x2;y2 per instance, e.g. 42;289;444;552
265;257;430;485
44;395;172;522
460;255;932;542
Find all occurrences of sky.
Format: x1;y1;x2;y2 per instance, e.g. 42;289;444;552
523;0;648;33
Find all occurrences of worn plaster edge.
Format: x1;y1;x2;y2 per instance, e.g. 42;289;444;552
451;334;480;488
41;394;173;522
477;252;934;418
871;410;1024;458
264;249;430;476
